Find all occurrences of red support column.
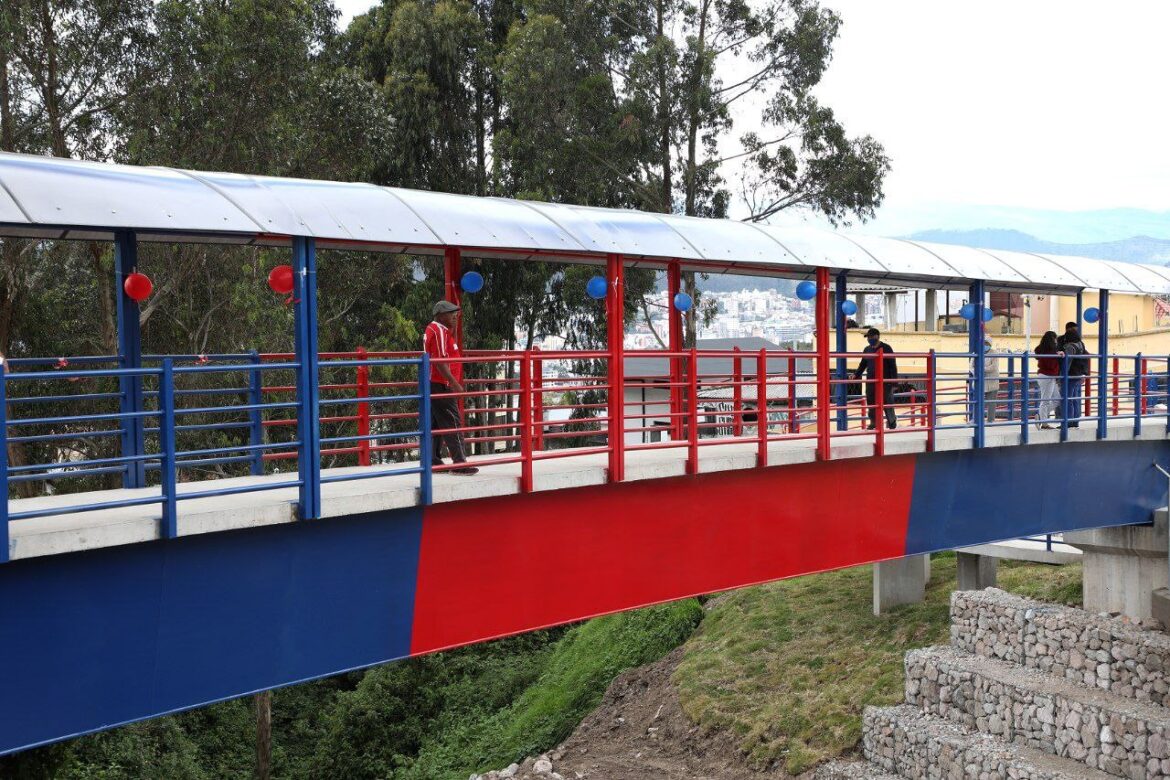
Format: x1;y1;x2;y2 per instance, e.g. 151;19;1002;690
356;345;370;467
687;348;700;474
519;351;534;492
443;247;464;421
667;261;684;441
607;253;626;483
532;346;544;451
756;349;768;467
875;348;886;456
732;346;743;436
815;267;831;460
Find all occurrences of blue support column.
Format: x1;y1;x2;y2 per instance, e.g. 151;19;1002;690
293;237;321;520
419;353;433;506
159;359;177;538
248;350;264;476
835;271;848;431
114;231;146;488
0;367;8;563
1097;289;1110;440
969;281;986;447
1076;291;1083;330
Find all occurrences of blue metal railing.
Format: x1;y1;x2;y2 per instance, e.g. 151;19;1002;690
0;353;432;562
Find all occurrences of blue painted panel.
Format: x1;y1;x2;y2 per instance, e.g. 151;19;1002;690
905;440;1170;553
0;506;423;755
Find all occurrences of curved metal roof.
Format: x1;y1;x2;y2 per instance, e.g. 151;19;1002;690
0;151;1167;295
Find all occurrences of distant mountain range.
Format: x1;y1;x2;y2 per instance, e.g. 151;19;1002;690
906;229;1170;267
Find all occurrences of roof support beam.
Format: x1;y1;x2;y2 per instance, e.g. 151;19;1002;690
1098;289;1110;440
607;254;625;482
114;231;146;489
835;272;849;431
667;261;684;443
970;280;987;448
293;237;321;520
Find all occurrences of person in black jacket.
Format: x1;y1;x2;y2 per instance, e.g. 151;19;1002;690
851;327;898;430
1056;321;1090;427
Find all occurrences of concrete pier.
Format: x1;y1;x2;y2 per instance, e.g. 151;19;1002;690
1065;509;1168;619
956;552;998;591
873;554;928;615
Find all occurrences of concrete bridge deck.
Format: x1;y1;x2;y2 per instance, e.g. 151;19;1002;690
11;417;1167;561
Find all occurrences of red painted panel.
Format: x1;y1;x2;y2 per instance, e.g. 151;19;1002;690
410;455;917;655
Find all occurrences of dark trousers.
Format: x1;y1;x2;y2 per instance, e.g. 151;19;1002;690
430;384;467;464
866;383;897;429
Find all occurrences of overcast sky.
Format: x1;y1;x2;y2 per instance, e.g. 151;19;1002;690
332;1;1170;237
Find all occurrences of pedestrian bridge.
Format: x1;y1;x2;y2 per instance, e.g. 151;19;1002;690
2;152;1170;756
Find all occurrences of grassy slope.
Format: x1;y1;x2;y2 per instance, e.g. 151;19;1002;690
673;554;1083;774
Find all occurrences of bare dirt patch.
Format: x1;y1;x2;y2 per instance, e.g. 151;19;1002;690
490;646;799;780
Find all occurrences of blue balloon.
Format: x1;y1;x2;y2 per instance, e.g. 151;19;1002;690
673;292;693;312
1083;307;1100;324
840;299;858;316
795;280;817;301
982;308;994;322
959;302;977;320
586;275;608;300
460;271;484;293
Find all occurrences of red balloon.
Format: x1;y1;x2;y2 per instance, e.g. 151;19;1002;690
123;272;153;302
268;264;294;295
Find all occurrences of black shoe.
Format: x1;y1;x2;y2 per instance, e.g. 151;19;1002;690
431;461;445;467
451;466;479;475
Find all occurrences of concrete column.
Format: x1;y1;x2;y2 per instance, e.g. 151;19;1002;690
956;552;998;590
873;555;927;615
1065;511;1168;619
884;292;898;330
856;293;869;324
924;289;938;332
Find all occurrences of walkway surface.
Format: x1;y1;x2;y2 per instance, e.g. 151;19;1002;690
9;419;1167;561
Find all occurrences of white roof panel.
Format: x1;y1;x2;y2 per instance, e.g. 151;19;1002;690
4;152;1170;296
978;250;1086;289
1035;253;1140;293
1102;260;1170;293
0;153;259;233
653;214;802;265
387;189;583;251
844;235;962;281
904;241;1031;286
755;225;888;273
549;204;698;258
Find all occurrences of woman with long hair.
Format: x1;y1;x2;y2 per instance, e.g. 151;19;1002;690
1034;330;1063;429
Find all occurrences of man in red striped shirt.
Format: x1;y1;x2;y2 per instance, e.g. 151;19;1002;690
425;301;477;474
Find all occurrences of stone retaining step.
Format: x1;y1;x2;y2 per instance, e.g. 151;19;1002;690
813;760;900;779
950;588;1170;707
864;705;1114;780
906;645;1170;778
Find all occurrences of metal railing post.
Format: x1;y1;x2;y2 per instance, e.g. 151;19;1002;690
1142;357;1149;416
1021;352;1030;445
1165;355;1170;435
927;350;937;452
757;349;768;467
356;346;371;467
787;358;798;433
1135;354;1144;437
160;359;178;538
419;354;433;506
1112;358;1120;418
519;352;533;493
835;271;849;431
687;347;699;475
1006;355;1015;421
248;350;264;476
1060;353;1070;442
815;267;831;460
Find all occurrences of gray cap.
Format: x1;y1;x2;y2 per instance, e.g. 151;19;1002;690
433;300;461;316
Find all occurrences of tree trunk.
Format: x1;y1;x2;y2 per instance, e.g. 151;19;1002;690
656;0;671;213
254;690;272;780
683;0;709;218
